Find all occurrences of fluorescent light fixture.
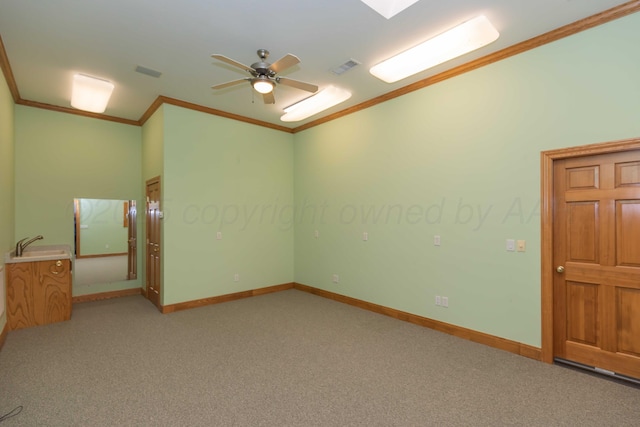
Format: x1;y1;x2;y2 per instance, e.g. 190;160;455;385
252;76;275;94
281;85;351;122
360;0;420;19
71;73;114;113
369;15;499;83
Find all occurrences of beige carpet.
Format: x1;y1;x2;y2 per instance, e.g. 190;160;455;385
0;289;638;426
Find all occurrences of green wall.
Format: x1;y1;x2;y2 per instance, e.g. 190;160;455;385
161;104;295;305
142;105;164;183
0;63;14;332
14;106;143;296
293;12;640;347
77;198;129;255
3;11;639;350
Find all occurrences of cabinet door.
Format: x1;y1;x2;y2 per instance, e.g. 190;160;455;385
6;262;36;330
6;259;71;330
37;259;72;325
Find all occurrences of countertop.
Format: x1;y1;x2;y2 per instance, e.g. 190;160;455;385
4;244;73;264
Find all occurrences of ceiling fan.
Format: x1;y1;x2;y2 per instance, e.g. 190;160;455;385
211;49;319;104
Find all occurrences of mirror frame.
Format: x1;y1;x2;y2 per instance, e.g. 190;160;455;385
73;198;137;280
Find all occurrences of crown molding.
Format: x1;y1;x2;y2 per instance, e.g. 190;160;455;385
1;1;639;133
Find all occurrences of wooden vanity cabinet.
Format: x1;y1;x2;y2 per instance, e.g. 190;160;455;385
5;259;72;330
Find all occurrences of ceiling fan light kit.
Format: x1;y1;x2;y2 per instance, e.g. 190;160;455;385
252;76;275;94
211;14;497;118
280;85;352;122
70;73;114;113
369;15;499;83
211;49;318;104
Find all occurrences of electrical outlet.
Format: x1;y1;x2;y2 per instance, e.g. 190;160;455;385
435;296;441;306
332;274;339;284
517;240;526;252
233;273;239;282
433;235;441;246
363;232;368;241
442;296;449;308
216;231;222;240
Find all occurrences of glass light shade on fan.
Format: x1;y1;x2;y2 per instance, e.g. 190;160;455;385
253;79;274;94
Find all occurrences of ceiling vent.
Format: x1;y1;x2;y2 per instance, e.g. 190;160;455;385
135;65;162;78
331;59;361;76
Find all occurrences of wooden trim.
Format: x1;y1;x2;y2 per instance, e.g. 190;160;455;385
2;4;636;134
540;151;555;364
137;96;165;125
540;137;640;363
123;201;129;227
292;1;640;133
161;282;295;314
15;98;139;126
0;321;8;353
74;198;81;257
138;95;295;134
0;35;20;101
72;287;142;303
75;252;127;259
294;283;542;361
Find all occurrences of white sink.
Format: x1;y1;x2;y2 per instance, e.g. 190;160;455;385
5;245;72;263
21;249;67;258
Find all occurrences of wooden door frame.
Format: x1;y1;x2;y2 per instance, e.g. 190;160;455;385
540;137;640;363
127;199;137;280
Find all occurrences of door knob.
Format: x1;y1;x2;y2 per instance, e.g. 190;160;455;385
556;266;565;273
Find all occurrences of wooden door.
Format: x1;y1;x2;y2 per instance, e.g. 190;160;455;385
127;200;137;280
553;151;640;379
146;177;162;310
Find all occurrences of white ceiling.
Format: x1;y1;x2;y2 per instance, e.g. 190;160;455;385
0;0;630;129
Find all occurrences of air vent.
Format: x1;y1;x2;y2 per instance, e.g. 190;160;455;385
331;59;361;76
135;65;162;78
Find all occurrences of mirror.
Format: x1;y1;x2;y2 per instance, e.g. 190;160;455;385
73;198;137;287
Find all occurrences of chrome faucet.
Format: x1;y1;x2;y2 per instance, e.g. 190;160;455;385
15;235;44;257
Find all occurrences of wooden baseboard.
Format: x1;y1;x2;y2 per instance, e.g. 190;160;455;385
293;283;542;362
3;281;542;362
161;282;295;314
0;322;7;352
72;287;142;303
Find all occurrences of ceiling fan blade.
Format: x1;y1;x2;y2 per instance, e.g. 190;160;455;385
262;92;275;104
211;79;249;90
211;54;255;74
277;77;318;93
269;54;300;74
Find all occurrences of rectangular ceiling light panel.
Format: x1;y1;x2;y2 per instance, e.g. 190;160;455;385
281;86;352;122
71;73;115;113
361;0;421;19
369;15;499;83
